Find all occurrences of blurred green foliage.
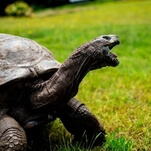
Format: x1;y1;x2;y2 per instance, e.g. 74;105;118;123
0;0;69;16
5;1;33;17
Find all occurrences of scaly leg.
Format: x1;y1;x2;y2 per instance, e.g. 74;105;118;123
58;98;106;148
0;115;27;151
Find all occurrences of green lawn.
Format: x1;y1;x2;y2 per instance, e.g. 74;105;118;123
0;0;151;150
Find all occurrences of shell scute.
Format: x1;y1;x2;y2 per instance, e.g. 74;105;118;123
0;34;60;86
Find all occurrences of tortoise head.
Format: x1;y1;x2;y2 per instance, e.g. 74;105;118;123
89;35;120;70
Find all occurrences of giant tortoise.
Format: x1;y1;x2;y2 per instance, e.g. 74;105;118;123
0;34;120;151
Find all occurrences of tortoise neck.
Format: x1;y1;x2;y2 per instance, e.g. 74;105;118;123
31;44;94;109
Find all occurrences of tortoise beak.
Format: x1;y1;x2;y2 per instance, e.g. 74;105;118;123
101;35;120;67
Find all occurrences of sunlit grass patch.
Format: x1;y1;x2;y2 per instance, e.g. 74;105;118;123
103;133;133;151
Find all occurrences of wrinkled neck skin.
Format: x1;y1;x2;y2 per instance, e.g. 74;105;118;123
31;43;105;110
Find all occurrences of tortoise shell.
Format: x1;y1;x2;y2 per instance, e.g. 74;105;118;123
0;34;61;86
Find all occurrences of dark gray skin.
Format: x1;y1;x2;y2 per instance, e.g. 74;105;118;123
0;34;120;151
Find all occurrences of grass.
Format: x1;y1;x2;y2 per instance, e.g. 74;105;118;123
0;0;151;150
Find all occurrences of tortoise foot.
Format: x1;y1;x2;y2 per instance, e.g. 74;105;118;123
58;98;106;148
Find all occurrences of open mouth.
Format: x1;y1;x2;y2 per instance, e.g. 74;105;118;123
103;40;120;66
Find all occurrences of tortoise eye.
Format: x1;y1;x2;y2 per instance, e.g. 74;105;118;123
102;36;111;41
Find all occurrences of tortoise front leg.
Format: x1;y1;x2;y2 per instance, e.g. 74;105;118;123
0;115;27;151
58;98;106;148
